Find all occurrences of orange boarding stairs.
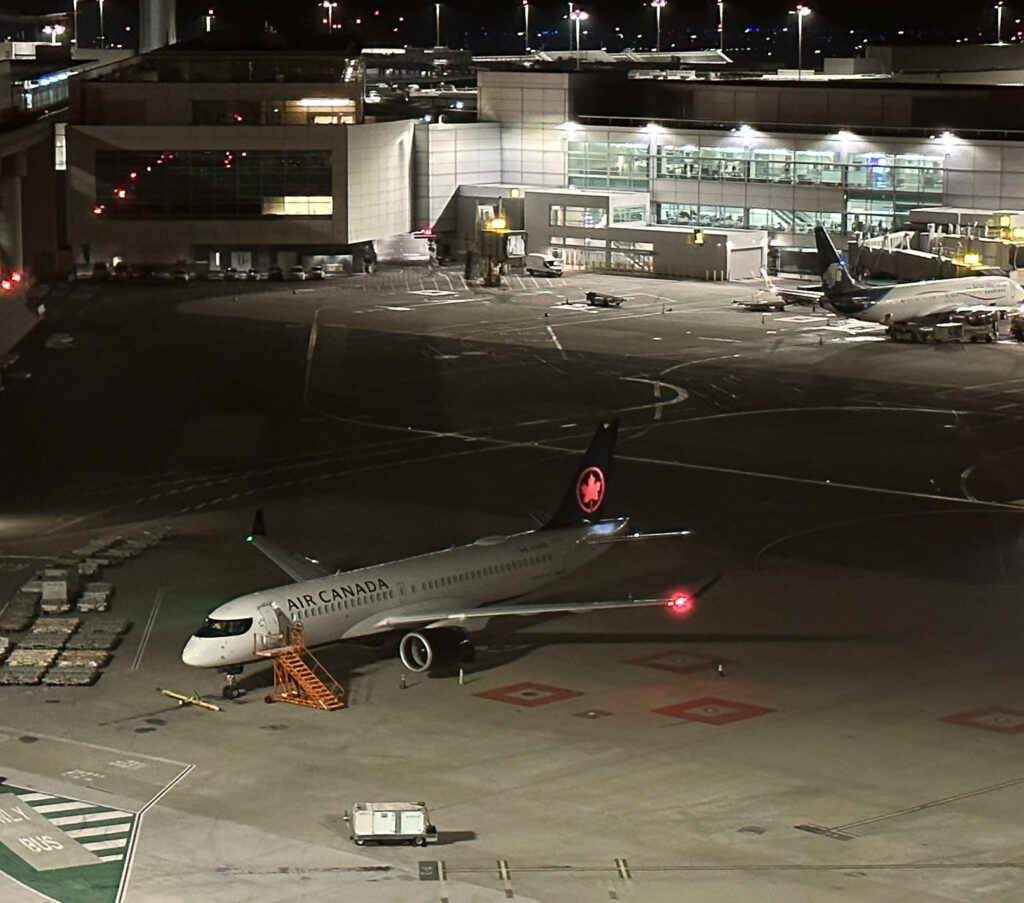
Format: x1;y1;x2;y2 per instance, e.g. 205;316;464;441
257;621;345;710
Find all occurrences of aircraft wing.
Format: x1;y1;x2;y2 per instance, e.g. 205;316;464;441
758;267;823;305
583;529;692;546
371;574;722;631
247;510;331;582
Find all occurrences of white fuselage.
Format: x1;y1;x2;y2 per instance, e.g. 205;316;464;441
181;519;627;669
856;276;1024;324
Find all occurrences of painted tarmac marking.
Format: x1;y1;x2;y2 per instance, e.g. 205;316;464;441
659;353;742;375
943;706;1024;734
798;775;1024;841
544;325;568;360
498;858;513;897
131;588;163;671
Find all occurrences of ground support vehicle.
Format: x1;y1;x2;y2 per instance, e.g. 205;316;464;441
345;802;438;847
586;291;626;308
889;311;1000;343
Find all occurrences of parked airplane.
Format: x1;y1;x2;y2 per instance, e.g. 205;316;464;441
182;420;702;697
814;225;1024;324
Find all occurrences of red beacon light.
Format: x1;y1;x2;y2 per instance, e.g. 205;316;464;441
1;279;11;291
11;272;21;283
666;591;693;615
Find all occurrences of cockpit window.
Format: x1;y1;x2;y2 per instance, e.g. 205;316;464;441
194;617;253;638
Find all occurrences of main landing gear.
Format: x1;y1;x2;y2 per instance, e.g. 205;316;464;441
220;666;244;700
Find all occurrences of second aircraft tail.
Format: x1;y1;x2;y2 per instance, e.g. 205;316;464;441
814;225;861;299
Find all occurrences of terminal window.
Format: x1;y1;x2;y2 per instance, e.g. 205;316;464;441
568;141;650;191
549;205;608;228
95;149;333;219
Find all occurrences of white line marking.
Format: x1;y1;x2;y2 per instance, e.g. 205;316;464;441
50;811;134;826
67;824;133;839
697;336;742;343
82;838;130;852
33;801;96;814
546;325;568;360
131;588;163;671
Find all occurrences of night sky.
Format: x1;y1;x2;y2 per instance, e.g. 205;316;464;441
1;1;1010;53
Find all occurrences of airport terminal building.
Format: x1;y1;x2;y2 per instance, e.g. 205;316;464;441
54;44;1024;279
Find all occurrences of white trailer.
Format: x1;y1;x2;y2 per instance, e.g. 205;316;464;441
346;801;437;846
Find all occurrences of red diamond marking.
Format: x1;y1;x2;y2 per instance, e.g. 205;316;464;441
942;706;1024;734
626;650;731;675
653;696;773;725
475;682;584;708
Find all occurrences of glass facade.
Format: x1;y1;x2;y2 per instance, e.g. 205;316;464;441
612;205;647;224
653;140;945;232
95;150;333;219
567;136;947;232
567;141;650;191
549;205;608;228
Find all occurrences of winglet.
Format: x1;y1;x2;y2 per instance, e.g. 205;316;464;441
248;509;265;543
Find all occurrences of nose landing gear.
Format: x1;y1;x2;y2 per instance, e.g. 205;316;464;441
219;666;244;700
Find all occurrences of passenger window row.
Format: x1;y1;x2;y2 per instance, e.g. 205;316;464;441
419;552;555;593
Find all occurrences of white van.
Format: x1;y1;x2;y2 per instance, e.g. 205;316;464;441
525;253;563;277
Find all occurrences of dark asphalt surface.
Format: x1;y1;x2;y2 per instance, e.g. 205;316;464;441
4;274;1024;596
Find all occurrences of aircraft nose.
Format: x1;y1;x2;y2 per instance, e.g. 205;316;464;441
181;637;203;667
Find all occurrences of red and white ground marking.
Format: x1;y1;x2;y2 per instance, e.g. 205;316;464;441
942;706;1024;734
625;650;731;675
653;696;773;725
475;681;584;707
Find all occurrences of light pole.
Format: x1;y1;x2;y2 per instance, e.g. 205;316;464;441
72;0;79;47
996;1;1005;43
571;8;588;68
435;2;441;46
650;0;665;52
717;0;724;51
98;0;105;47
321;1;337;30
567;2;574;50
790;5;810;80
522;0;530;53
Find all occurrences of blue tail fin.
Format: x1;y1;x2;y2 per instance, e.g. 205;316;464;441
814;225;860;298
543;420;617;529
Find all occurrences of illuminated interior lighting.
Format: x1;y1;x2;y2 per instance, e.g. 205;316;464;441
296;97;356;107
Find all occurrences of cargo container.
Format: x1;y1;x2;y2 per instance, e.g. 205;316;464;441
346;801;437;846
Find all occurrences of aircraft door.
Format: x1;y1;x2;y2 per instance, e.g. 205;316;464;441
255;603;288;652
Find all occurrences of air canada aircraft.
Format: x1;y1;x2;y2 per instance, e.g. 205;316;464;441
814;225;1024;324
182;420;700;697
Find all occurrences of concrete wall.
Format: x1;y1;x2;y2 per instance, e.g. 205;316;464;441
414;122;502;229
478;70;569;188
347;120;415;243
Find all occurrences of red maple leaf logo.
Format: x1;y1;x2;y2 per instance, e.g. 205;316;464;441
576;467;604;513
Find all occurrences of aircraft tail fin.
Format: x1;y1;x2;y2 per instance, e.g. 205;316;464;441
543;419;618;529
814;225;860;298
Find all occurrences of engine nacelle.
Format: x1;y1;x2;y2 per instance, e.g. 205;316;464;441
399;628;472;673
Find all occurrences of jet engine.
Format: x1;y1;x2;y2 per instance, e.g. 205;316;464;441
399;628;473;673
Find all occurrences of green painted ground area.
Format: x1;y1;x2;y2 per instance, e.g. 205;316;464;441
0;784;132;903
